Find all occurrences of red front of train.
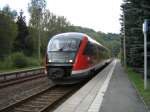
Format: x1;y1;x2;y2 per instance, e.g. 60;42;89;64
45;32;109;84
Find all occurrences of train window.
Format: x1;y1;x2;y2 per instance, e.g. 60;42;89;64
48;38;80;52
83;42;91;55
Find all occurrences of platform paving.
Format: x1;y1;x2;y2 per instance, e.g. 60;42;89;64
100;60;148;112
53;59;148;112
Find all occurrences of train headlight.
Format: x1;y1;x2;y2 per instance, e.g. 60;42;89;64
69;60;73;63
49;59;52;62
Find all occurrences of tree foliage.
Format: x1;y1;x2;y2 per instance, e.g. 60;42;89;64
0;8;18;59
120;0;150;73
28;0;46;28
14;10;29;55
2;5;18;20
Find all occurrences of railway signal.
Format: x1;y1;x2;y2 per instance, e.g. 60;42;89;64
142;19;150;90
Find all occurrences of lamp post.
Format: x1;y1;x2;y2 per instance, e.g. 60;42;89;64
142;19;150;90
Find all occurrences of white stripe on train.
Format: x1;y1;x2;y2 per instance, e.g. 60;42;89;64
72;61;106;74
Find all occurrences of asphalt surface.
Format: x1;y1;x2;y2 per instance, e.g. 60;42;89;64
100;60;148;112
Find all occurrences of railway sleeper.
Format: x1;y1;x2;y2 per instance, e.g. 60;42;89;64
37;96;61;101
22;104;44;108
16;105;42;111
15;107;37;112
27;100;49;105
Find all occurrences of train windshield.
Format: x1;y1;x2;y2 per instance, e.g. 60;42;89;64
47;37;81;63
48;38;80;52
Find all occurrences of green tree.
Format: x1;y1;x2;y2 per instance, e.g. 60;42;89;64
28;0;47;56
28;0;46;28
2;5;17;20
14;10;30;55
120;0;150;74
42;10;73;35
0;12;18;59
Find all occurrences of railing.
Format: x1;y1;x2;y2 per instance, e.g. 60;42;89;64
0;67;45;83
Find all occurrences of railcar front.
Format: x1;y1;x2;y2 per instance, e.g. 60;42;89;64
45;33;89;84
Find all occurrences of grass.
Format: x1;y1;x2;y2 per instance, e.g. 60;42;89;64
127;67;150;109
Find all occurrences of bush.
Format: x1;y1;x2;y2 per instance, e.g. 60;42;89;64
0;52;42;71
11;52;29;68
27;57;40;66
0;56;13;69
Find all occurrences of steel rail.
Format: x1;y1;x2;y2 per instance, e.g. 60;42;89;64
0;84;79;112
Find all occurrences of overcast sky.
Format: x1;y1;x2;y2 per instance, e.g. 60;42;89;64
0;0;123;33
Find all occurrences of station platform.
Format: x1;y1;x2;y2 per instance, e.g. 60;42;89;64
53;59;148;112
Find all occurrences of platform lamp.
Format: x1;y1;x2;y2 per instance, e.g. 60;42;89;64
142;19;150;90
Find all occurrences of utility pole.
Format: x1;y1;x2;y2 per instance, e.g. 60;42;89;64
38;8;42;63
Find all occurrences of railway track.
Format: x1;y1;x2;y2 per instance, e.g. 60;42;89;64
0;67;45;88
0;84;80;112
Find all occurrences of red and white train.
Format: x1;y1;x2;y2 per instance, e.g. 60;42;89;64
45;32;110;84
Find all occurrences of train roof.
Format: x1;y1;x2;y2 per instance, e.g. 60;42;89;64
51;32;107;49
51;32;84;40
